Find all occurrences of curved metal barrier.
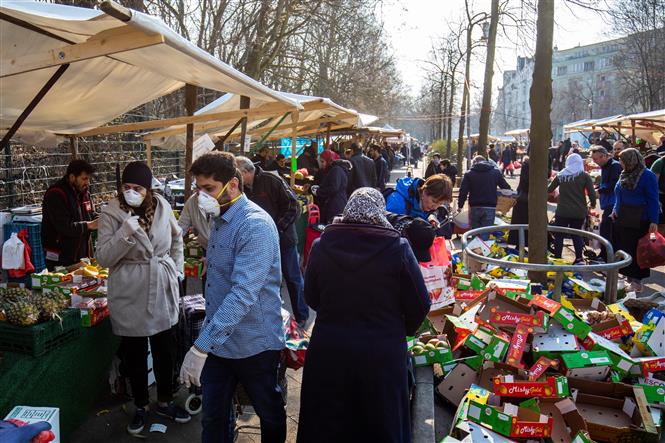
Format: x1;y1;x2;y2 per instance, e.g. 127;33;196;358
461;224;632;303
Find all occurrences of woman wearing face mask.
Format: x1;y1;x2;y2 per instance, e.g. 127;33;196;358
96;162;189;435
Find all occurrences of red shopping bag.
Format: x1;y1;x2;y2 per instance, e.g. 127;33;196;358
637;232;665;268
419;237;453;308
302;204;322;268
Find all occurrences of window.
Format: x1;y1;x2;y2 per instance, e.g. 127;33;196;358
584;61;595;72
557;66;568;76
600;90;605;97
601;75;606;82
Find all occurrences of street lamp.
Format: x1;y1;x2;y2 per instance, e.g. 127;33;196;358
588;100;593;119
481;20;490;41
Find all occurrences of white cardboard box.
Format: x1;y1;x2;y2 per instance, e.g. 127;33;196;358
4;406;60;443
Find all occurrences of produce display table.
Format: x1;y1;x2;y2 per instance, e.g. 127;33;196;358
0;318;119;440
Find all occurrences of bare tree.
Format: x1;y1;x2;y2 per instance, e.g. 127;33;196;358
608;0;665;111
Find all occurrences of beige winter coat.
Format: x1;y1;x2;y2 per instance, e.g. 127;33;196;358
96;194;183;337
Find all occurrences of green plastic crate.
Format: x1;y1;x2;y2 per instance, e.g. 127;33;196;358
0;309;82;357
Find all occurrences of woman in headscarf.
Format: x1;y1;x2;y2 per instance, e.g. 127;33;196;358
298;188;430;443
547;153;597;264
612;148;660;293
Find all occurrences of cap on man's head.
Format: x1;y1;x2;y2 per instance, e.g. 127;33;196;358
589;145;609;155
404;218;435;262
431;153;441;159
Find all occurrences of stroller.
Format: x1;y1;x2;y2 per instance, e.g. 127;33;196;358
176;293;206;415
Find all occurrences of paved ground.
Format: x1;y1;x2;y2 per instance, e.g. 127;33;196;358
70;161;665;442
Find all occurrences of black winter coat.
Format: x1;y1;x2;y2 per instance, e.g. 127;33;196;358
298;223;430;443
425;161;443;179
41;177;96;268
316;160;350;224
374;156;390;190
348;152;377;194
244;166;300;247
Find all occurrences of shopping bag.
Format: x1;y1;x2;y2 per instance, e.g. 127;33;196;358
420;237;453;308
637;232;665;268
513;161;521;169
281;309;308;370
1;232;24;270
8;230;35;278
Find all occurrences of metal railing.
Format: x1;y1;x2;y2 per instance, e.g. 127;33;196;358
462;224;632;303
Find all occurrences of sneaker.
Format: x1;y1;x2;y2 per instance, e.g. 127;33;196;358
127;407;147;435
156;403;191;424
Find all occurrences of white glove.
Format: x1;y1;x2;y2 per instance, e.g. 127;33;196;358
311;185;320;196
179;346;208;388
121;215;140;238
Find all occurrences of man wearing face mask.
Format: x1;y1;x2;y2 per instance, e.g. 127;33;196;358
180;152;286;443
96;161;188;435
42;159;99;270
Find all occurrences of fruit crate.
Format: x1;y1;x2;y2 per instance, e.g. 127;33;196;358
0;309;81;357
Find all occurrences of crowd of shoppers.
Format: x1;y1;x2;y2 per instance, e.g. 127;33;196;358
44;129;665;442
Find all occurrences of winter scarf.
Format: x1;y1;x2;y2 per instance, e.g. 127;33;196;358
619;148;646;191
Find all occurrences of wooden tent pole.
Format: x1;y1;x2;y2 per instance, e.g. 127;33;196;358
145;139;152;168
290;111;299;188
184;84;197;200
69;135;79;159
631;119;636;142
239;96;251;153
325;123;332;150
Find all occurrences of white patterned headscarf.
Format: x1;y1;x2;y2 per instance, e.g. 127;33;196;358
342;187;393;228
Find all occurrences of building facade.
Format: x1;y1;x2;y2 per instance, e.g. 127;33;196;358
493;38;628;142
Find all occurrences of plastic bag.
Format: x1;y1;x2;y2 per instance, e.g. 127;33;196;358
1;232;24;270
281;309;308;370
420;237;453;308
637;232;665;268
8;230;35;278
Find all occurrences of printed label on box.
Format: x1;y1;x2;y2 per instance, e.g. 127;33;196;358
506;324;532;368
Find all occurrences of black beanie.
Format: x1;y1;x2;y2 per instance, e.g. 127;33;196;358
122;161;152;190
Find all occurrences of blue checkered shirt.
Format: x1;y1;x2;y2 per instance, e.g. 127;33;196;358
195;195;285;358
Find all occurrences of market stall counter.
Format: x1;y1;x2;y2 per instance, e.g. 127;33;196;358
0;317;119;441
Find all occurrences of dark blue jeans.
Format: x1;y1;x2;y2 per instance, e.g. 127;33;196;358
281;243;309;323
469;207;496;240
201;350;286;443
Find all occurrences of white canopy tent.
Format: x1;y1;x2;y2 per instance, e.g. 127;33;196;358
563;112;665;144
146;91;365;148
0;0;298;141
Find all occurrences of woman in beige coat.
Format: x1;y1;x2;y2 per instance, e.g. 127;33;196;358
96;162;189;435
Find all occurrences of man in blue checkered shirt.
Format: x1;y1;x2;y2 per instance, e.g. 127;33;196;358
179;152;286;443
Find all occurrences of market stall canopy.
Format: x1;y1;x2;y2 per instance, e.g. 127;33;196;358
505;128;530;138
0;0;298;139
563;112;665;143
146;91;361;148
563;118;597;133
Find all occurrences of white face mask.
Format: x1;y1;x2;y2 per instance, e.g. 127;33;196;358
123;189;145;207
198;191;220;217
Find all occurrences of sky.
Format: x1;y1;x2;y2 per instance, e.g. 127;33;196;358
381;0;609;98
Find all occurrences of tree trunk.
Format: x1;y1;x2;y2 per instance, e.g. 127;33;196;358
527;0;554;284
477;0;500;158
456;28;472;173
446;77;456;158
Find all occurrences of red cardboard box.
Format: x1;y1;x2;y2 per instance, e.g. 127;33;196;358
493;375;569;398
505;323;533;369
